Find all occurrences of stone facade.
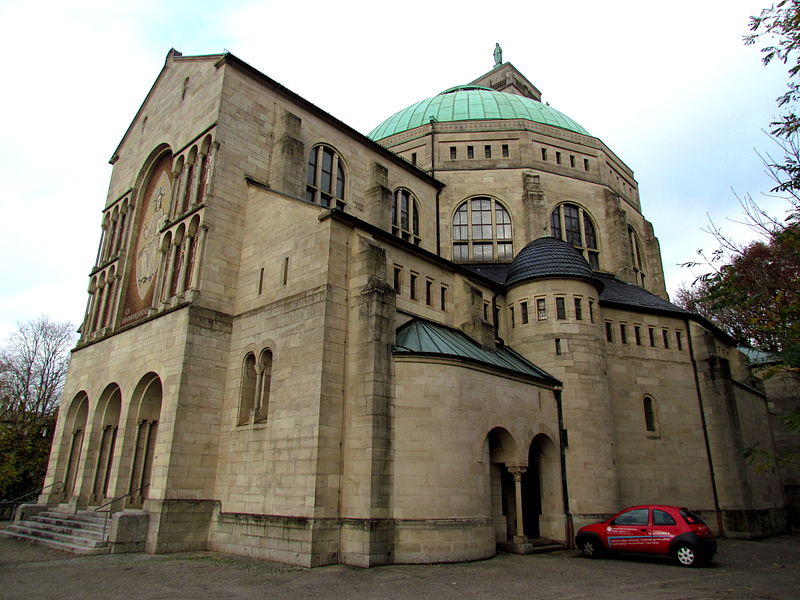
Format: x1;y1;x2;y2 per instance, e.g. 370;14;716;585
39;49;786;567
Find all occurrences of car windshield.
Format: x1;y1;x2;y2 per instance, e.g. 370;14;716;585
680;508;706;525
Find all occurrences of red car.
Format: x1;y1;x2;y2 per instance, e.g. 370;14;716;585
575;505;716;567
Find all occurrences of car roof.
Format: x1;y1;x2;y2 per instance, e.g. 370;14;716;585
620;505;685;511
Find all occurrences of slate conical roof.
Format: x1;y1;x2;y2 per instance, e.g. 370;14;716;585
505;237;603;290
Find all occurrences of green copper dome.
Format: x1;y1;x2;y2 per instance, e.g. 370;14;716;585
367;85;590;141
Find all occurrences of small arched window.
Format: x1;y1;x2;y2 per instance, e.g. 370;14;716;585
255;349;273;423
306;145;345;209
628;226;646;287
238;353;257;425
392;189;420;245
643;395;657;432
550;203;599;269
452;197;513;262
238;349;273;425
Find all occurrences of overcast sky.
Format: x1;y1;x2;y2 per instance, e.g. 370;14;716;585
0;0;791;342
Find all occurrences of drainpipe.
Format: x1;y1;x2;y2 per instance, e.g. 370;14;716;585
429;117;441;257
491;293;504;346
686;318;725;536
555;389;573;546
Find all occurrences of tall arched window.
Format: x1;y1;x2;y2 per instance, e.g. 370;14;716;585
628;226;646;287
238;353;257;425
392;188;420;245
550;203;599;269
306;145;345;209
255;349;273;423
452;197;513;262
643;395;657;432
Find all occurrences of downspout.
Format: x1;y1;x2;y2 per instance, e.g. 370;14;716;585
491;293;503;346
686;318;725;536
429;117;441;257
555;389;573;546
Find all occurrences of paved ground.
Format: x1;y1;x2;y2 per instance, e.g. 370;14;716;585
1;530;799;600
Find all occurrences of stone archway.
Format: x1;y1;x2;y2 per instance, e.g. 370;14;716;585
125;373;162;508
524;433;563;541
521;441;542;539
486;427;521;544
90;384;122;504
61;393;89;501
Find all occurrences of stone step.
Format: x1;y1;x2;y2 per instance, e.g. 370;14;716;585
42;509;108;523
0;528;109;555
16;520;106;541
4;523;107;547
498;538;567;555
32;514;107;534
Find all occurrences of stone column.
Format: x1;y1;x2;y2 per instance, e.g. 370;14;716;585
202;142;219;202
189;153;204;207
93;280;107;336
116;204;130;255
153;247;169;308
162;243;178;304
188;225;208;292
252;362;264;422
176;237;190;296
509;466;528;543
175;162;191;217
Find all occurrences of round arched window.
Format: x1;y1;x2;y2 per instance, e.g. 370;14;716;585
628;226;646;287
550;203;599;269
305;145;345;209
392;188;420;245
452;197;513;262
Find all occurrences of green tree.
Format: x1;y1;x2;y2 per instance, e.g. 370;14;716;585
0;317;74;500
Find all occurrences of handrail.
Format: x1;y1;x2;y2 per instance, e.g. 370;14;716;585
1;480;64;505
94;484;150;542
0;481;63;521
93;484;150;513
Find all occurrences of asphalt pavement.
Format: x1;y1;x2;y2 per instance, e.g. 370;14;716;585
1;527;798;599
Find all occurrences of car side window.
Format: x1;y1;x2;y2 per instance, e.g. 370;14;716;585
614;508;649;525
653;509;676;526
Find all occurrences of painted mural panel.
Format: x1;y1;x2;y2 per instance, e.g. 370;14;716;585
121;153;172;325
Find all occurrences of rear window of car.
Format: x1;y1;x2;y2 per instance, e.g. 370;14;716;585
653;509;676;526
680;508;706;525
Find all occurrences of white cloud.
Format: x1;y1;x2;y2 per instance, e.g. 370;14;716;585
0;0;791;339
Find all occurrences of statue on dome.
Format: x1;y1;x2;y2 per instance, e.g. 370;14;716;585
494;43;502;67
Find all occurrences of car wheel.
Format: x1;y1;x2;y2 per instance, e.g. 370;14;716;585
674;543;698;567
579;537;601;558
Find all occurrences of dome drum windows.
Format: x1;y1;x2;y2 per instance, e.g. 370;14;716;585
452;197;513;262
392;189;420;245
550;203;599;270
306;145;345;209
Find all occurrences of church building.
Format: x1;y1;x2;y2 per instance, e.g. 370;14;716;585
22;48;787;565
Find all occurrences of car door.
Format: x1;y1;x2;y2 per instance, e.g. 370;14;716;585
650;508;680;554
605;508;650;552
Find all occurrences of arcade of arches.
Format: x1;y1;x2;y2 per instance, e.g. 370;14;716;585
48;373;163;511
485;428;561;545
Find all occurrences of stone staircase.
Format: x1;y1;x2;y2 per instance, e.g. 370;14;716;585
498;537;567;555
0;510;110;555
